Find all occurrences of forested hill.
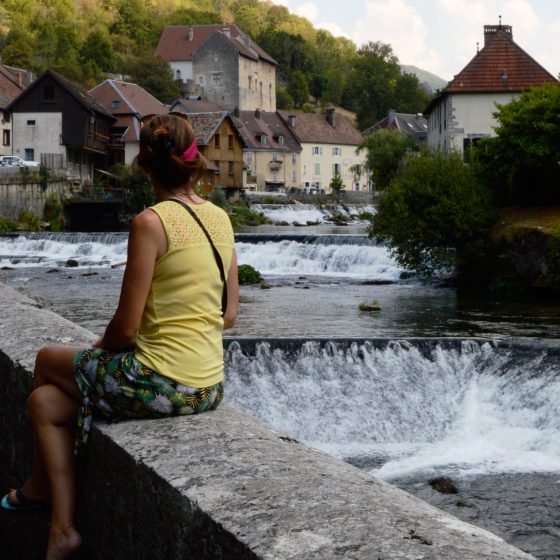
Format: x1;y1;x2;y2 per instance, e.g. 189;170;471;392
0;0;434;130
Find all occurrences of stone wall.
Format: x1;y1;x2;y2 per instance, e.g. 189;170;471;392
0;283;535;559
0;177;71;220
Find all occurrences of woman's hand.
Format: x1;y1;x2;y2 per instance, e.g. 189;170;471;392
223;249;239;330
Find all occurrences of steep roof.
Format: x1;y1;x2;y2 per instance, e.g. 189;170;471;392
0;64;33;109
186;111;229;146
7;69;113;119
170;98;225;113
363;111;427;139
426;25;558;113
89;80;167;116
277;110;363;146
232;110;301;152
155;24;276;65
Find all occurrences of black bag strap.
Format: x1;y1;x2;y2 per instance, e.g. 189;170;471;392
170;198;228;316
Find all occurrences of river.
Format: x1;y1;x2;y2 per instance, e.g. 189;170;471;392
0;213;559;558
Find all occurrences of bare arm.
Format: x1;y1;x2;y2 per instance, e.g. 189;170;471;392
223;249;239;330
95;210;166;351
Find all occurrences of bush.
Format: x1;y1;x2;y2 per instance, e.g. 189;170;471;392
238;264;262;285
209;187;227;209
229;206;270;226
370;149;497;281
0;216;17;232
18;209;42;231
110;164;154;214
43;193;64;231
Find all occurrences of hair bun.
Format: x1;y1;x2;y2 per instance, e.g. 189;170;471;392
152;125;175;157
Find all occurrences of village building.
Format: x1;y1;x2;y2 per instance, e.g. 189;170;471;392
426;22;558;153
88;79;168;166
0;64;33;157
231;108;302;192
278;109;367;193
363;110;427;147
6;69;114;181
174;109;245;195
156;24;277;112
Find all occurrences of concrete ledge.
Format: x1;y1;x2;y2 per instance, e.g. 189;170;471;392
0;283;534;559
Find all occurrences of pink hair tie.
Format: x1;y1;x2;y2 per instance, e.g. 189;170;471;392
181;139;198;161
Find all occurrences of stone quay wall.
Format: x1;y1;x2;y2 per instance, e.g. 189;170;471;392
0;283;535;559
0;172;71;220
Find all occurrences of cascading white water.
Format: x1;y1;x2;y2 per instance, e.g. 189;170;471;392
236;240;404;279
224;340;560;480
250;204;376;224
0;233;128;267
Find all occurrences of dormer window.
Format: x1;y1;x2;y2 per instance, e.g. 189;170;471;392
111;100;120;109
276;135;285;145
256;133;267;145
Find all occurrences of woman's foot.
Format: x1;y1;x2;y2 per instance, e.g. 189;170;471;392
1;486;50;511
46;526;82;560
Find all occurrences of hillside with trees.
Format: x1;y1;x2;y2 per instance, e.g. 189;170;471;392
0;0;431;128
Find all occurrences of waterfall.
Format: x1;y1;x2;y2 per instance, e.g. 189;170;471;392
224;339;560;479
250;204;376;224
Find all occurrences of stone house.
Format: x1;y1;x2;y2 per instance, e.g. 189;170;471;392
426;23;558;154
0;64;33;157
89;79;168;166
6;69;114;181
278;109;367;193
155;24;277;112
231;108;302;192
363;110;427;147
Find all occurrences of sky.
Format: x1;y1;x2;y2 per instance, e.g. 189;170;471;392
271;0;560;81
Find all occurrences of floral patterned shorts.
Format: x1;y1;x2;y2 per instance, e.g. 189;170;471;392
73;348;223;455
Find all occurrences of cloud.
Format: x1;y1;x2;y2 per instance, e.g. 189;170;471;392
353;0;442;76
316;21;348;38
270;0;291;7
295;2;318;21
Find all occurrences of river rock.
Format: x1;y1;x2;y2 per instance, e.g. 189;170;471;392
429;476;459;494
65;259;79;267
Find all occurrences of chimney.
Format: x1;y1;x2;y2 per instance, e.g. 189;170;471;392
326;107;336;128
233;106;240;118
255;108;261;119
222;26;231;38
388;109;396;125
188;26;194;42
483;21;512;46
287;114;296;128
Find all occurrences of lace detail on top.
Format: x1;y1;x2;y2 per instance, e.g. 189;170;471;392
152;200;234;252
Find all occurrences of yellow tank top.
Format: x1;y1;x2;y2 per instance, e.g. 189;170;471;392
134;200;234;388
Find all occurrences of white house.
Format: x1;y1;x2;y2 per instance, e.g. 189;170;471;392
278;109;367;193
426;23;558;153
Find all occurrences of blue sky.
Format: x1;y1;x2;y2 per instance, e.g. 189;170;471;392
272;0;560;81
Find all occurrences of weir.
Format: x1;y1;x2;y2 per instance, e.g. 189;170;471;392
0;283;537;559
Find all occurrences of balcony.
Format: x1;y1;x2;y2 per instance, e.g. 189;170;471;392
269;160;282;171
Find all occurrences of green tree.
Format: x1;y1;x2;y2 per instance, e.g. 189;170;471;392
358;128;417;190
81;28;116;72
288;70;309;108
476;84;560;205
329;172;344;202
370;150;497;280
126;53;181;103
309;74;328;103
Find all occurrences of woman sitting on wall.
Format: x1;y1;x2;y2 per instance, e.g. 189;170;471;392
1;113;239;560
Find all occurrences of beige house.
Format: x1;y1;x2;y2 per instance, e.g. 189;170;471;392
156;24;277;112
232;108;302;192
278;109;367;193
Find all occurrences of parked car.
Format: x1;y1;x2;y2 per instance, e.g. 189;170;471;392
0;155;40;168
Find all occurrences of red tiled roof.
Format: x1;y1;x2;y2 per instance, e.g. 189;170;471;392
277;110;363;146
155;24;276;65
0;64;33;109
186;111;229;146
446;30;557;93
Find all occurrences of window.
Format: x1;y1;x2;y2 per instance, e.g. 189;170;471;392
211;72;223;86
25;148;35;161
43;85;55;101
246;152;253;164
111;100;120;109
248;76;252;90
291;152;297;165
228;161;234;175
314;163;321;176
176;69;181;80
277;135;285;145
332;147;342;156
215;161;221;175
260;135;267;145
303;164;307;175
272;152;278;161
271;170;278;181
228;135;233;149
333;163;341;175
214;135;220;148
2;130;10;146
312;146;322;156
27;120;36;126
198;75;204;85
292;170;297;182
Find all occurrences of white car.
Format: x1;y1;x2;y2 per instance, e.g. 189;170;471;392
0;155;40;168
